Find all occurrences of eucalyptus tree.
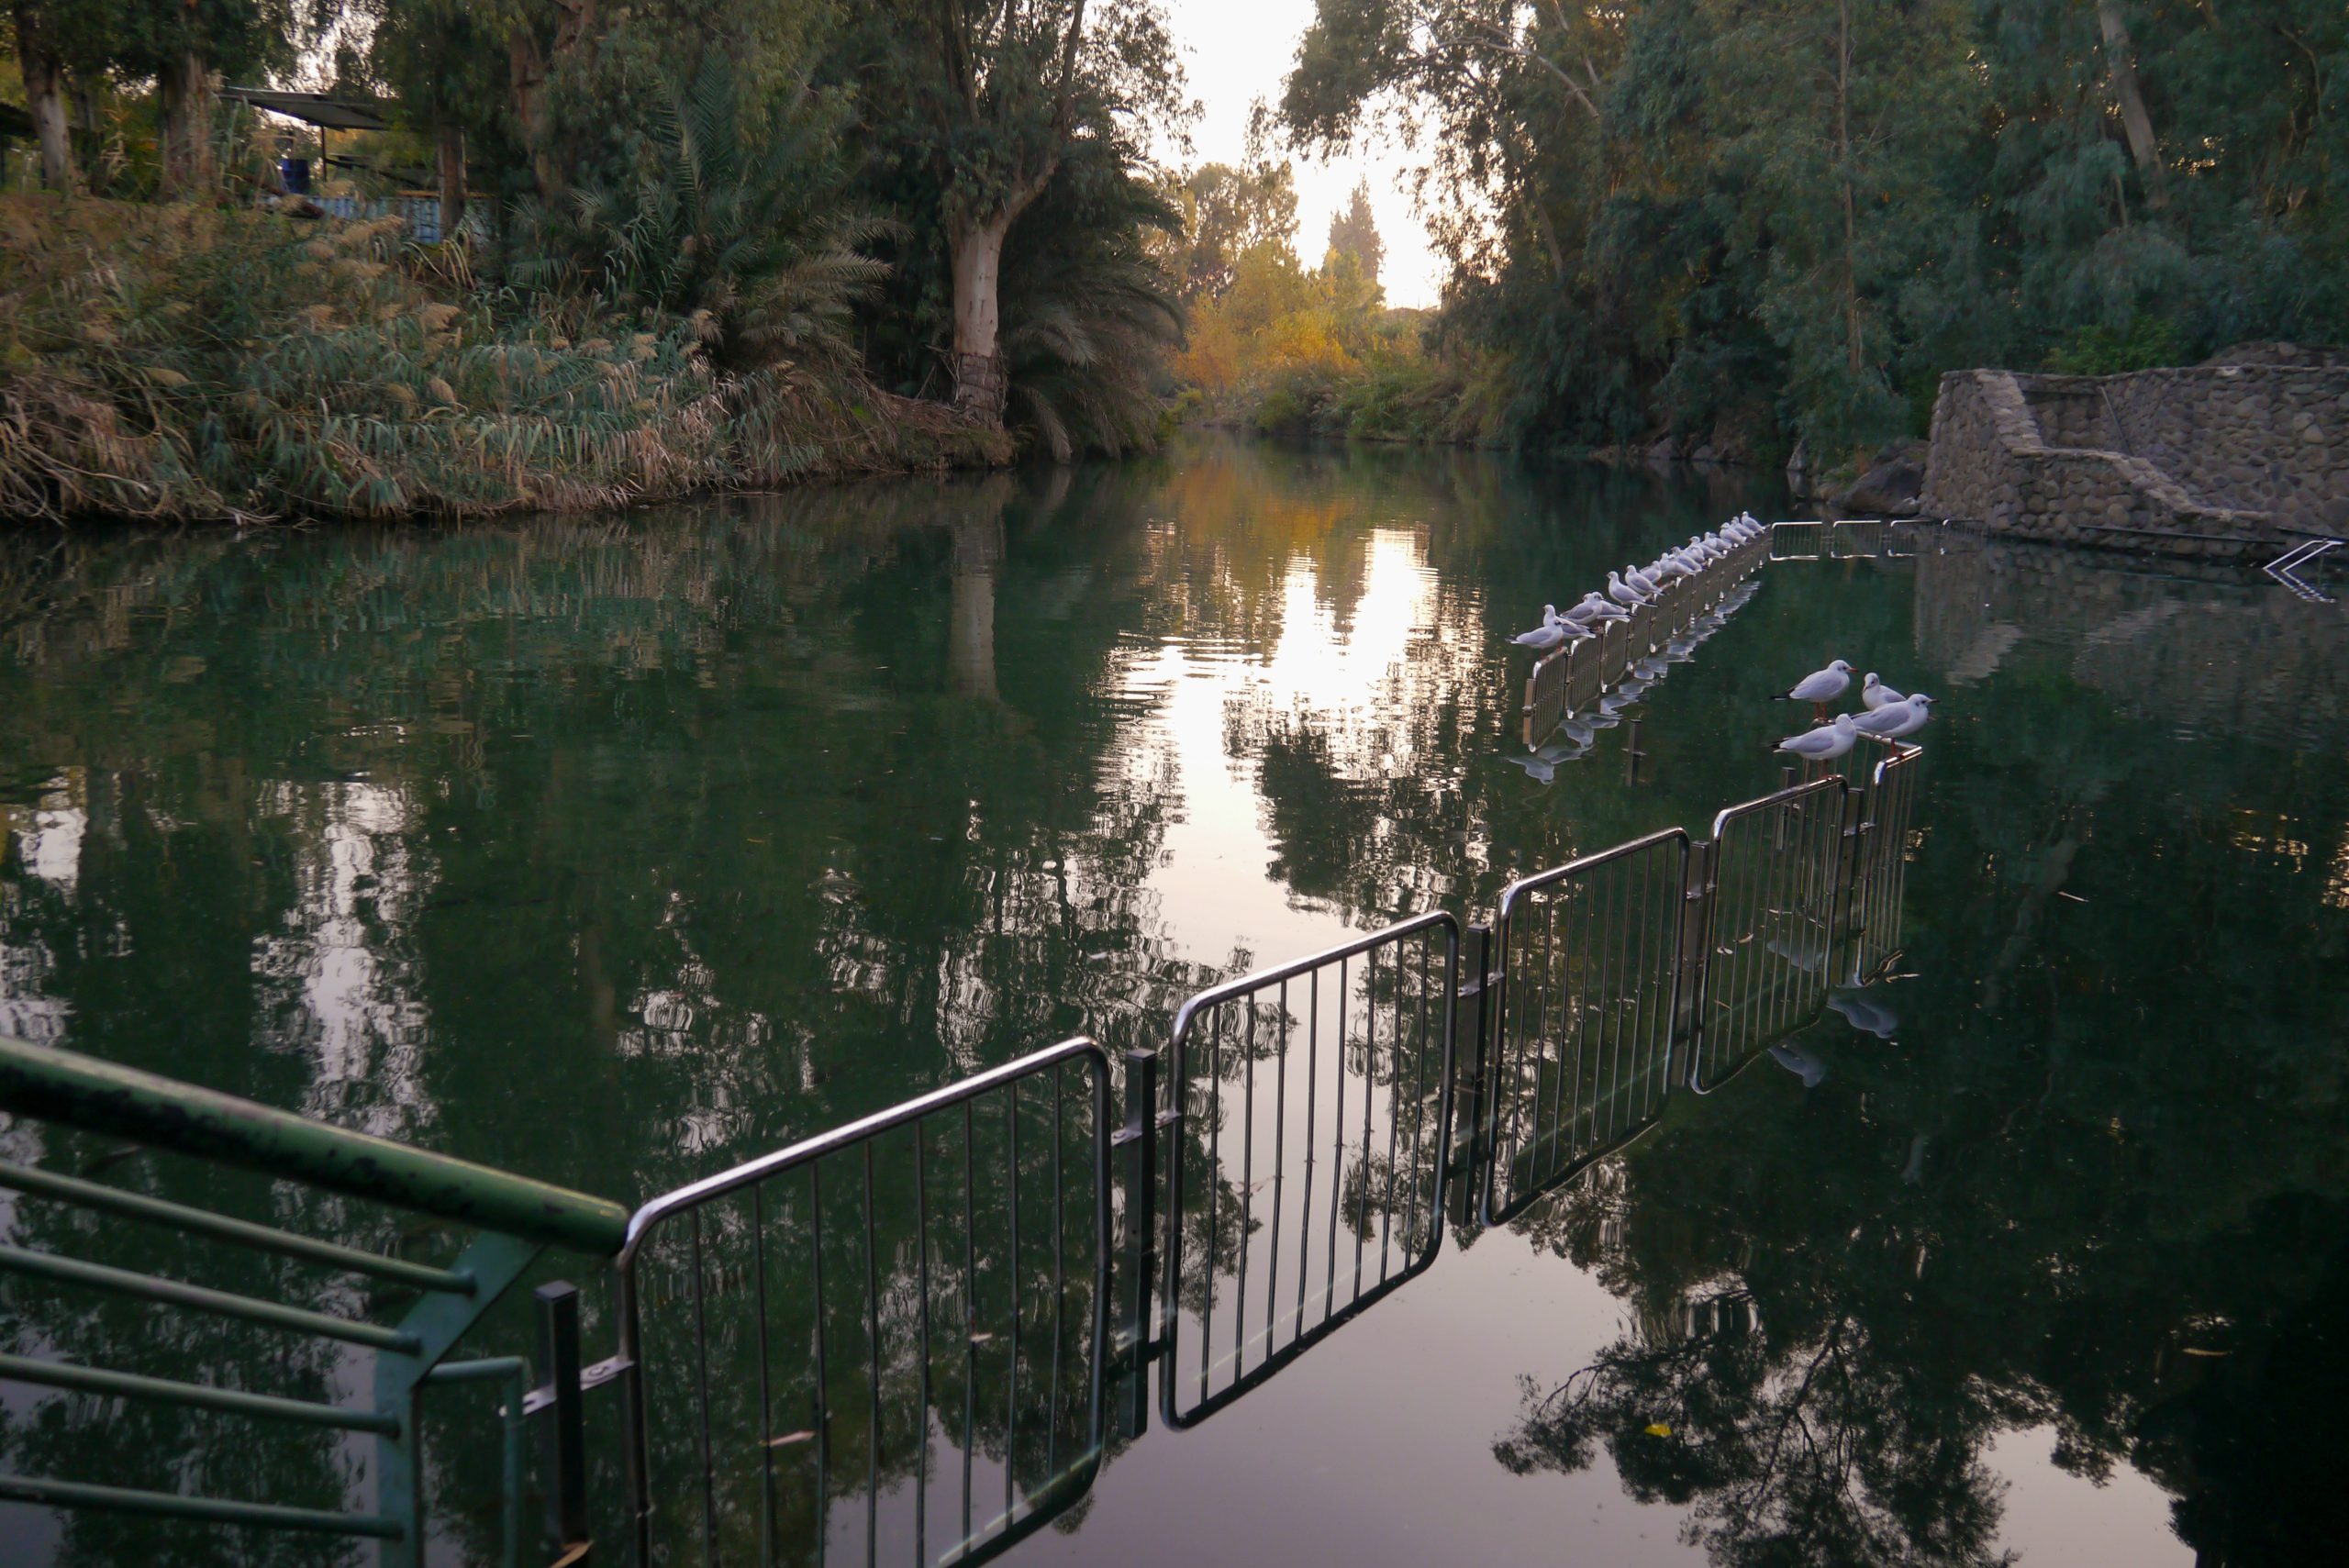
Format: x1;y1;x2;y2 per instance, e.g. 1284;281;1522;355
7;1;74;189
361;0;502;236
852;0;1188;424
1166;159;1299;302
83;0;313;193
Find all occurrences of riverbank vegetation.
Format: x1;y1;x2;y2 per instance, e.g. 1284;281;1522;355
1274;0;2349;474
5;2;2345;520
0;1;1185;522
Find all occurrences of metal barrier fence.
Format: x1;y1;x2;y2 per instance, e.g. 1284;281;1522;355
1685;778;1850;1093
1156;915;1459;1427
1;521;1921;1565
615;1040;1113;1568
0;1037;628;1566
1483;832;1687;1222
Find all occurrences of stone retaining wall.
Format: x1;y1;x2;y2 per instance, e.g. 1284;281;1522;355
1918;362;2349;560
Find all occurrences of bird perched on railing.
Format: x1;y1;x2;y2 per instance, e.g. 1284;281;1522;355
1852;693;1933;739
1608;571;1650;608
1776;713;1859;764
1860;673;1904;710
1774;658;1854;723
1512;606;1573;654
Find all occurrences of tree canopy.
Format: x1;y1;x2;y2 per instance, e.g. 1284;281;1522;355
1280;0;2349;463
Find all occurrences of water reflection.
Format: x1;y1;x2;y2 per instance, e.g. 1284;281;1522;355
1;439;2344;1566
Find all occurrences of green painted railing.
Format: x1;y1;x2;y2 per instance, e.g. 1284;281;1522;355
0;1032;628;1565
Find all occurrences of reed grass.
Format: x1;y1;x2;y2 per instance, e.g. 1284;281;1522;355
0;196;1005;526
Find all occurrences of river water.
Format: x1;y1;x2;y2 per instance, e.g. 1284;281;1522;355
2;436;2345;1565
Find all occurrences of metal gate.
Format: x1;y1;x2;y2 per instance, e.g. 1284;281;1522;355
615;1040;1114;1567
1481;830;1688;1223
1155;915;1459;1427
1685;778;1850;1092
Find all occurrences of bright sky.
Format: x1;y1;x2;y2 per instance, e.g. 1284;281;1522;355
1164;1;1446;308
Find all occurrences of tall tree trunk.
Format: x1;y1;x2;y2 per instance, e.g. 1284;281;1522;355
950;209;1018;422
2097;0;2165;209
435;124;466;243
11;3;74;192
507;33;554;196
158;51;215;195
507;1;601;199
70;72;101;191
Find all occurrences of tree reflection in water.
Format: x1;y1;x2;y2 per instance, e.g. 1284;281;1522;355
2;447;2345;1564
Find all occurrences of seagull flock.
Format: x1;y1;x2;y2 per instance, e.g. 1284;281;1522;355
1512;512;1771;656
1507;514;1770;778
1770;660;1935;765
1507;511;1940;778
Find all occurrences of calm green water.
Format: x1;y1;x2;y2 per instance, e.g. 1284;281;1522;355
3;437;2346;1565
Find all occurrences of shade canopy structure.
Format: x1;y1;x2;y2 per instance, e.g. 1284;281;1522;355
217;88;390;133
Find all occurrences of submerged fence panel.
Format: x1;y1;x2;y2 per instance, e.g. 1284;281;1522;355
1523;650;1567;747
1686;779;1849;1092
1158;915;1459;1428
617;1040;1113;1568
1566;637;1605;717
1769;523;1825;561
1482;830;1687;1223
1850;740;1921;981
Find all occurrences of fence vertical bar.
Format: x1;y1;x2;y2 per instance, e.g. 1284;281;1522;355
1119;1048;1157;1440
537;1281;588;1557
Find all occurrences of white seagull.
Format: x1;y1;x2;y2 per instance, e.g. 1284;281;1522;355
1513;621;1574;656
1776;714;1859;761
1626;562;1662;596
1860;673;1904;710
1607;571;1650;608
1774;659;1854;705
1852;693;1934;738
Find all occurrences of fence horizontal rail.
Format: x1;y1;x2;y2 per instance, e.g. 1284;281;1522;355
0;1034;628;1255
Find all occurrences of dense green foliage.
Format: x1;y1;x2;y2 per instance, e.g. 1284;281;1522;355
0;196;1004;523
0;0;1189;520
1282;0;2349;464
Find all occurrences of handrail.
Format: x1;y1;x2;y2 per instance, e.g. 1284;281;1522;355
0;1034;629;1256
0;1244;421;1351
619;1034;1110;1262
0;1160;474;1293
0;1351;401;1435
1495;826;1690;924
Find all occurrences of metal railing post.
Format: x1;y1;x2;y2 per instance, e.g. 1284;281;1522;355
1675;838;1719;1071
1114;1047;1158;1440
1449;925;1494;1231
536;1282;589;1555
1833;782;1871;984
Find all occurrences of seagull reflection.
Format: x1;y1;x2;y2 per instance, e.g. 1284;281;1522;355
1827;987;1899;1039
1768;1041;1828;1087
1765;933;1832;977
1505;734;1593;784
